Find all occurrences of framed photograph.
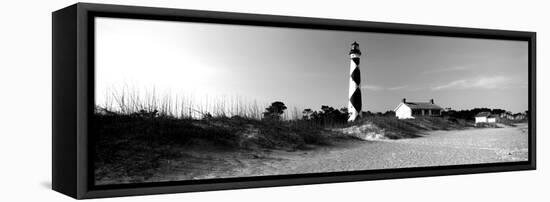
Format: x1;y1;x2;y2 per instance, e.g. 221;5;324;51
52;3;536;199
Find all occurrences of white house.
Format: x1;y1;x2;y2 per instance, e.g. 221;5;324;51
393;98;443;119
475;112;497;124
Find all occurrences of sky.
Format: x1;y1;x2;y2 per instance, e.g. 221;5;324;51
95;17;528;114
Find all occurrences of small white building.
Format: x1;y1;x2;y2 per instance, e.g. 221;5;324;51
394;98;443;119
475;112;497;124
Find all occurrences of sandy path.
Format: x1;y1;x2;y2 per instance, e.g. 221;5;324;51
232;124;529;176
149;124;528;182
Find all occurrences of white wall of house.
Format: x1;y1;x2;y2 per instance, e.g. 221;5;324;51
488;117;497;123
394;104;413;119
475;117;488;123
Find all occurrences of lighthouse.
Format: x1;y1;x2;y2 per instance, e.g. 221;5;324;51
348;41;362;122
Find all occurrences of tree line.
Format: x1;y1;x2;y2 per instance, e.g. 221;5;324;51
262;101;528;124
262;101;349;126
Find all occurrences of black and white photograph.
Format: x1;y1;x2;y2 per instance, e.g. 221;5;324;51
92;17;529;185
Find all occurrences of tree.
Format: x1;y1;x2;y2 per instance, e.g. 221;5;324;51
383;110;396;117
363;111;374;117
491;108;506;115
340;107;349;117
310;105;349;126
263;101;287;120
302;108;313;120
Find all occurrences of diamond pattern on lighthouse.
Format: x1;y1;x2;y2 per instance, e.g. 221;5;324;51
350;89;362;112
351;67;361;84
352;57;360;65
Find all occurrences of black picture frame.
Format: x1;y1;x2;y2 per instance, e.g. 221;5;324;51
52;3;536;199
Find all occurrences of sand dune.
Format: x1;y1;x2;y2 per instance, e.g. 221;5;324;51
143;124;528;182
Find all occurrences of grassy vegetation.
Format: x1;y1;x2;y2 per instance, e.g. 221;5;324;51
95;87;507;183
497;117;528;127
93;107;351;183
94;88;370;183
348;115;473;139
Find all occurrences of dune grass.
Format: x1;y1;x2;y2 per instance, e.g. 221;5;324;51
93;87;476;184
93;87;350;183
350;116;473;139
93;109;347;183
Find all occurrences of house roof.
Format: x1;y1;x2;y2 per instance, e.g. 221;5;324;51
402;102;443;110
475;112;492;117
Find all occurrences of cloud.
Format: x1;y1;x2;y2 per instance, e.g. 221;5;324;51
431;76;517;90
361;85;384;91
423;65;469;74
362;85;408;91
387;85;407;90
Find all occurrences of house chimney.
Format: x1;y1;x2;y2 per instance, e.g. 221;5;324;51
402;98;406;103
430;99;434;104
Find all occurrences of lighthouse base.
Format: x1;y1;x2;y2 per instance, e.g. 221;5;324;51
348;113;361;122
